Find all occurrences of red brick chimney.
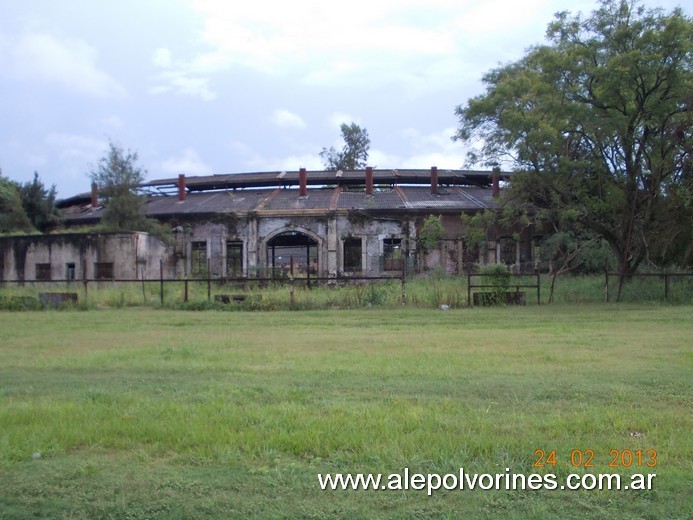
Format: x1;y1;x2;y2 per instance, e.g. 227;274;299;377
299;167;307;197
91;182;98;207
178;174;186;201
365;166;373;195
430;166;438;195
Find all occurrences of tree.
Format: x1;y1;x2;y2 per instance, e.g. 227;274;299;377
454;0;692;297
20;172;61;232
0;171;33;233
320;123;370;170
90;141;149;231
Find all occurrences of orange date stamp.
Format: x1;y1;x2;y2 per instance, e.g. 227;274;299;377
533;449;657;468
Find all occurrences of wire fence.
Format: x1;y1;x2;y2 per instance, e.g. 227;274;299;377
0;268;690;309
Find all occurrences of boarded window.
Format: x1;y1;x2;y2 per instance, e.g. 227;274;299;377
226;241;243;277
35;263;51;281
343;238;362;272
383;238;403;271
191;241;207;276
94;262;114;280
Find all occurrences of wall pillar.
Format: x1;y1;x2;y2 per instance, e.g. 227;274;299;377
327;213;338;277
247;215;258;276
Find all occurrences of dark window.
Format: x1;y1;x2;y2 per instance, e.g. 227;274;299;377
499;237;516;265
66;263;76;281
343;238;362;272
35;263;51;281
520;239;532;264
383;238;403;271
226;241;243;277
267;232;318;277
462;242;480;271
191;241;207;275
94;262;114;280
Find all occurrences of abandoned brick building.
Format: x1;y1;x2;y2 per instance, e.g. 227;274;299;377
0;167;540;282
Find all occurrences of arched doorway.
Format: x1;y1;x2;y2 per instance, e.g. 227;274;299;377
267;231;318;277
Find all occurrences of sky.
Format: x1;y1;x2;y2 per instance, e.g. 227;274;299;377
0;0;685;199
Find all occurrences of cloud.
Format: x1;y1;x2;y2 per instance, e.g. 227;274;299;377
161;148;213;176
327;113;360;128
183;0;569;94
45;133;107;163
149;47;218;101
271;109;306;129
10;32;126;97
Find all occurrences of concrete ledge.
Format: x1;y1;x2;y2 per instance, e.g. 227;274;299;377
39;292;79;308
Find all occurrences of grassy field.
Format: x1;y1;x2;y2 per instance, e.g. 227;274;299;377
0;305;691;519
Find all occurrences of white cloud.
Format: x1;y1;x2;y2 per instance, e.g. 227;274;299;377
149;47;218;101
45;133;107;163
11;32;126;97
152;47;173;68
161;148;213;176
271;109;306;129
327;113;359;128
183;0;572;94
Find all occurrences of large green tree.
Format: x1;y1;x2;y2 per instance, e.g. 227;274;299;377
320;123;370;170
0;171;33;233
454;1;692;284
90;141;149;231
20;172;61;232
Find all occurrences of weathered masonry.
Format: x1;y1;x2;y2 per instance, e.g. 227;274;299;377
1;167;542;282
0;232;168;282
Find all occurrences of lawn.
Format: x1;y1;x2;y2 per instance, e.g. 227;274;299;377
0;305;691;519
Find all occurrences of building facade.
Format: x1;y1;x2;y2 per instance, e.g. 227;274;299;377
1;168;541;282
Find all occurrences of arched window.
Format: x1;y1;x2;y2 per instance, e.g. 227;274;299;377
267;232;318;277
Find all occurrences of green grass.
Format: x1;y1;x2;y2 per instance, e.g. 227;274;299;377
1;272;691;311
0;306;691;518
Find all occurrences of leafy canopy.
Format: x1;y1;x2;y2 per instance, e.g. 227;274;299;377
0;172;33;234
90;141;149;231
20;172;61;232
320;123;370;170
454;0;692;272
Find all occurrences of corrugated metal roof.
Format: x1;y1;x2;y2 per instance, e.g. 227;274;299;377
61;184;500;224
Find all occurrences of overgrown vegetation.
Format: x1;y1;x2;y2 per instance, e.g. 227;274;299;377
455;0;692;280
1;272;690;312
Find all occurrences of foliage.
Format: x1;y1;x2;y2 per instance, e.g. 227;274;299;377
418;214;443;252
0;172;33;233
454;0;693;276
320;122;370;170
460;210;496;249
89;140;149;231
19;172;61;232
478;262;512;304
89;141;172;245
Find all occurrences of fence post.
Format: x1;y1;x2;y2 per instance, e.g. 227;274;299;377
467;269;472;307
401;258;407;305
160;259;164;305
82;258;88;304
289;278;295;309
184;276;189;303
664;273;669;301
536;269;541;305
207;258;211;301
604;260;609;303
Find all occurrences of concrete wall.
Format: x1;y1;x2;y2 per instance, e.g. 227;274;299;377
0;213;540;282
0;232;170;281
